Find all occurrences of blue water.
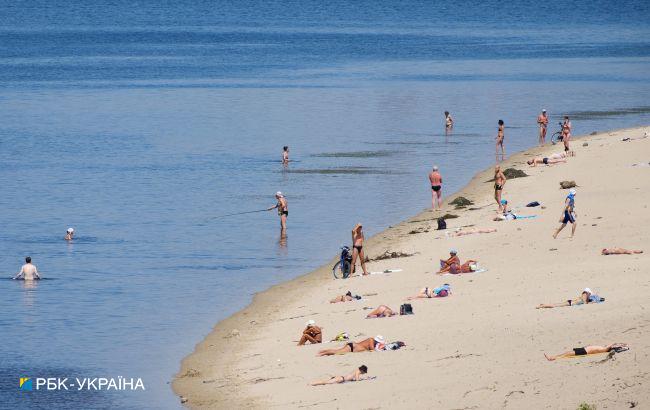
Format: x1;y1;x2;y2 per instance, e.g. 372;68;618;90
1;1;649;408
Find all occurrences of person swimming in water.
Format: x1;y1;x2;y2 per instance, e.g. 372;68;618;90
496;119;505;161
537;109;548;146
65;227;75;241
310;365;368;386
268;192;288;232
13;256;41;280
282;146;289;166
350;223;368;276
317;335;385;356
544;343;628;361
428;165;443;210
494;165;506;212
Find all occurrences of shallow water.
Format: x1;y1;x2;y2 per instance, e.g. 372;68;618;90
1;1;649;408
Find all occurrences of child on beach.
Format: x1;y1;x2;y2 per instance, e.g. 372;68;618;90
310;365;368;386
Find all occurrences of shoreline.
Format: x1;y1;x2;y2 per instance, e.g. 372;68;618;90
173;126;650;408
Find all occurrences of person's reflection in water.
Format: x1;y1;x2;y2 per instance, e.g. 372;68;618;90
21;279;38;309
278;232;288;254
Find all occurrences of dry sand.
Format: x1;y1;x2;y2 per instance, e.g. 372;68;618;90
174;126;650;409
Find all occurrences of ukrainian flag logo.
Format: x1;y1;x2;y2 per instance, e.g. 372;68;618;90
20;377;33;391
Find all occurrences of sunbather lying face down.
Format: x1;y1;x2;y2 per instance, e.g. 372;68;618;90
601;248;643;255
366;305;395;318
545;343;628;361
317;336;385;356
407;284;451;300
450;228;496;237
526;156;567;166
310;365;368;386
330;291;361;303
536;288;602;309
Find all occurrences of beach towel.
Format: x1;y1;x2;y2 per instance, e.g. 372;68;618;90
367;269;403;275
441;268;487;276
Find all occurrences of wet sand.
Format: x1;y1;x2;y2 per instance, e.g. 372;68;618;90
174;126;650;409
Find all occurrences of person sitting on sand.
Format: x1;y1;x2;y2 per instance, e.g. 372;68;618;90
298;320;322;346
13;256;41;281
317;335;385;356
310;365;368;386
544;343;628;361
449;228;497;237
407;284;451;300
65;227;75;241
437;249;460;273
536;288;603;309
526;156;567;167
601;248;643;255
330;291;361;303
366;305;395;318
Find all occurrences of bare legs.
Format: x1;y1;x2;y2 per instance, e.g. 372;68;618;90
311;376;345;386
553;222;576;239
496;140;505;161
351;248;368;276
298;334;321;346
495;189;502;212
536;301;571;309
545;344;627;361
539;126;546;146
366;305;394;318
317;344;354;356
431;189;442;209
602;248;643;255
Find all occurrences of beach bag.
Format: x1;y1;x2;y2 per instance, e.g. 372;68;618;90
400;304;413;315
437;217;447;230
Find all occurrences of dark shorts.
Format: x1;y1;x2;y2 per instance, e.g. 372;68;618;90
281;211;288;216
431;185;441;192
573;347;587;356
495;184;503;191
543;157;549;164
562;210;575;224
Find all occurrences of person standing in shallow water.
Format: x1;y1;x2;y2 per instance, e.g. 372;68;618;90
496;119;505;161
537;109;548;145
428;165;443;210
350;223;368;276
268;191;288;232
282;146;289;166
13;256;41;280
444;111;453;129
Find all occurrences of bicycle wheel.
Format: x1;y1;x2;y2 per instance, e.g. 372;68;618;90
332;260;351;279
342;260;351;279
550;132;562;145
332;261;342;279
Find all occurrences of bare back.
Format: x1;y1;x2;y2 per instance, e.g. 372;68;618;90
429;171;442;185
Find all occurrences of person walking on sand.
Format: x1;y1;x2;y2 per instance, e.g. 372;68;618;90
544;343;628;361
13;256;41;280
496;119;505;160
350;223;368;276
298;320;322;346
282;146;289;166
268;191;288;232
553;188;577;239
537;109;548;145
310;365;368;386
444;111;454;129
494;165;506;212
429;165;443;210
65;227;75;241
562;115;572;152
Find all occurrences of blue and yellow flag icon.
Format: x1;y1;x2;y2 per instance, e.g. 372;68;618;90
20;377;32;391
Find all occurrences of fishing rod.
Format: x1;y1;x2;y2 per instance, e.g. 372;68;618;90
208;208;270;220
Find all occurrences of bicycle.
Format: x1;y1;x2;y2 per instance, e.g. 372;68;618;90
550;122;565;145
332;246;352;279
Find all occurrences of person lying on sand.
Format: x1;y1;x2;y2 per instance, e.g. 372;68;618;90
298;320;322;346
601;248;643;255
544;343;628;361
526;156;567;166
536;287;603;309
438;249;460;273
330;291;362;303
366;305;395;318
310;365;368;386
13;256;41;280
407;284;451;300
317;335;385;356
450;228;496;237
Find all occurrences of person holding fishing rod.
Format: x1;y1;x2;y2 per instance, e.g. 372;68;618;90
268;191;288;232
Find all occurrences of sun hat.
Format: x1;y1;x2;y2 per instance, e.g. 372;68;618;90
374;335;385;344
306;319;315;327
583;288;592;294
450;249;457;255
432;165;438;171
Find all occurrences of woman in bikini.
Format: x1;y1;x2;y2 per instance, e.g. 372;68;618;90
544;343;628;361
310;365;368;386
601;248;643;255
407;284;451;300
494;165;506;212
350;223;368;276
365;305;395;318
562;115;572;152
536;288;602;309
444;111;454;129
330;291;361;303
317;336;385;356
496;119;505;161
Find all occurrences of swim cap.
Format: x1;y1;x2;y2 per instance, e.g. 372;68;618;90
542;109;546;112
276;191;283;197
306;319;315;327
67;228;74;234
432;165;438;171
450;249;457;255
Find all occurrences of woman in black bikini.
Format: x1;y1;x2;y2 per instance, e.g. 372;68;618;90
317;336;384;356
351;223;368;276
310;365;368;386
494;165;506;212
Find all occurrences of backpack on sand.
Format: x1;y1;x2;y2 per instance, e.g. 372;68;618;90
400;303;414;315
437;218;447;230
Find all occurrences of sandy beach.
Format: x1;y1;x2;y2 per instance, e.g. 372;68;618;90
174;126;650;409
